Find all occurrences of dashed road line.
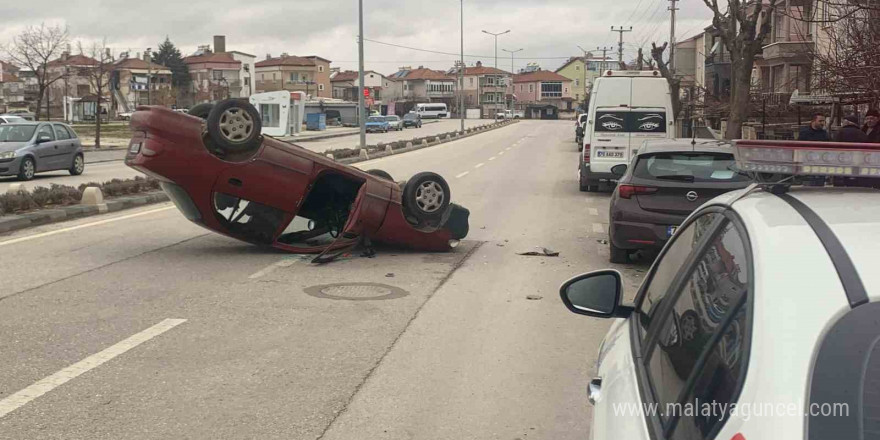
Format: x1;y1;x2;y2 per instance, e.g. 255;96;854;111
506;147;512;151
488;156;496;161
0;318;187;419
249;257;305;279
588;208;599;216
455;171;470;179
592;223;606;234
475;163;485;169
498;151;504;156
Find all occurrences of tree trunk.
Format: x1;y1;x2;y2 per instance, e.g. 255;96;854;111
725;56;754;139
35;89;44;121
95;86;102;149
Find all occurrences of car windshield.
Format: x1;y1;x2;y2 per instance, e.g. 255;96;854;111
368;116;385;123
385;116;400;122
0;124;37;142
2;116;26;123
634;152;752;182
404;113;417;120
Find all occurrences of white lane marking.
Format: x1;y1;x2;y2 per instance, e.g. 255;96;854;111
249;257;303;279
498;151;504;156
592;223;606;234
0;206;174;248
488;156;496;161
455;171;470;179
588;208;599;216
0;318;186;419
506;147;512;151
475;163;485;169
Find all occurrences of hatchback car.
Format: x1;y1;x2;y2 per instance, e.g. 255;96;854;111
561;139;880;440
608;139;752;263
125;100;469;261
403;113;422;128
366;116;391;133
385;115;404;131
0;122;85;180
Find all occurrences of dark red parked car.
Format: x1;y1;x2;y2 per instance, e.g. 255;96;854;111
124;100;469;261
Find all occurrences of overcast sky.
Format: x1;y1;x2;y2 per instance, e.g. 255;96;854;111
1;0;712;74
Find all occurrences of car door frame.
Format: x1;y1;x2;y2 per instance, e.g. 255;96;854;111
627;205;755;439
52;123;77;170
33;123;61;171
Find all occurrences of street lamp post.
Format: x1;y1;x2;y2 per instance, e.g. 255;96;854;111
577;45;589;111
482;29;509;120
459;0;464;132
357;0;366;150
501;48;522;115
146;48;152;106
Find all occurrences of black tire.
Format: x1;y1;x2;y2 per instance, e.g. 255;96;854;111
188;103;214;119
609;241;629;264
69;153;84;176
402;172;451;222
206;99;262;153
18;156;35;181
578;169;589;192
366;169;393;181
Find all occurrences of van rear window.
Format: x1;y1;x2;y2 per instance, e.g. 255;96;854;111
593;111;667;133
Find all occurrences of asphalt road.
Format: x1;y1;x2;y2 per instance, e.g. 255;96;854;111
0;119;493;192
0;120;651;439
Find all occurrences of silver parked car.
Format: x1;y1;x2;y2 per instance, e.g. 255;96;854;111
384;115;404;131
0;122;85;181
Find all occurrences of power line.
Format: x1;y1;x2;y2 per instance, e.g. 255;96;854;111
362;38;573;60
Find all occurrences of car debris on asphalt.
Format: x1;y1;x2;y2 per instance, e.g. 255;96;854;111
517;247;560;257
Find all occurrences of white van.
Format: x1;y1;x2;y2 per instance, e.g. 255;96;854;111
579;70;673;192
415;103;448;119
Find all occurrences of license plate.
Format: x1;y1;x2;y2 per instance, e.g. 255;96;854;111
129;142;142;154
597;150;624;158
667;226;678;237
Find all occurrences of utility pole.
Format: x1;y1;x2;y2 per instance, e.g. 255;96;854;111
610;26;632;64
482;29;509;120
597;46;612;73
576;45;589;110
459;0;465;131
502;48;522;115
358;0;366;149
146;48;152;106
668;0;679;73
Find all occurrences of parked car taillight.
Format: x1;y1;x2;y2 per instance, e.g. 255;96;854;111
583;144;591;163
618;184;657;199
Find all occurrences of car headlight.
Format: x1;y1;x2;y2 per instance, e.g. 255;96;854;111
0;151;15;160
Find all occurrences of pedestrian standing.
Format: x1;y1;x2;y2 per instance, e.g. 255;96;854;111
799;112;830;141
836;114;869;143
863;108;880;143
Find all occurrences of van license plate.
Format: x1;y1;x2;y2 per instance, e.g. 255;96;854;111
667;226;678;237
597;151;624;158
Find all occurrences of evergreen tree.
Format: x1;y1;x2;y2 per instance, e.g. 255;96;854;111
152;37;190;89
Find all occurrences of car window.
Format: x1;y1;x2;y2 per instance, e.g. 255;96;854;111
54;125;71;140
634;153;752;183
637;212;721;340
213;193;285;245
643;221;750;434
368;116;384;123
385;116;399;122
0;124;38;142
37;124;55;141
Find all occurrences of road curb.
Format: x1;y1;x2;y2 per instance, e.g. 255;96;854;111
336;120;519;165
0;191;169;235
292;119;442;143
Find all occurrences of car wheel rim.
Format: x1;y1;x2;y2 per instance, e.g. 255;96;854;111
23;160;34;178
219;107;254;143
75;156;84;173
415;181;445;213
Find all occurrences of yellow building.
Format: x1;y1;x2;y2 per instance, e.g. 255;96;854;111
554;55;613;110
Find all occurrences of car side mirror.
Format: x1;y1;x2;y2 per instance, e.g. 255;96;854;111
559;270;632;318
611;164;628;177
36;134;52;144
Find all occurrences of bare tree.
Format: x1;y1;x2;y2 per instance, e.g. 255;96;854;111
701;0;779;138
3;24;69;120
78;40;113;148
651;42;683;119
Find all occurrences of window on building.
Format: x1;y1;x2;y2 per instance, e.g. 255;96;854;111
575;65;579;71
290;72;299;82
529;84;534;93
575;79;579;87
541;82;563;98
318;83;324;91
213;70;224;80
469;78;474;86
76;84;90;96
319;65;324;73
244;77;250;86
564;87;568;93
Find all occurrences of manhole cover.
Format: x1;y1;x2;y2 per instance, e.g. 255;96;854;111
304;283;408;301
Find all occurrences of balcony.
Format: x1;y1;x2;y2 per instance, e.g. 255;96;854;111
760;41;813;63
427;89;454;98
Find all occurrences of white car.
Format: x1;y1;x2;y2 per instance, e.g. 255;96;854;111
384;115;404;131
560;139;879;440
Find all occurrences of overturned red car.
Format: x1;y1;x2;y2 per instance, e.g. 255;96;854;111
124;99;469;260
